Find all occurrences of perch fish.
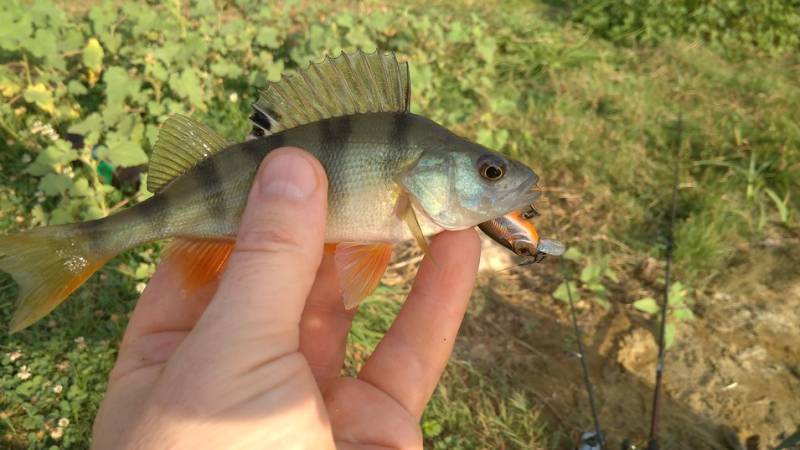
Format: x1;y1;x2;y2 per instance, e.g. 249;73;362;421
0;51;541;332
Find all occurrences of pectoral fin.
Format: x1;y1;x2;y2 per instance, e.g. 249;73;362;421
161;238;235;294
396;192;433;260
332;243;393;309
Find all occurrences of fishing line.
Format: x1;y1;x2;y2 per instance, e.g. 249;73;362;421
561;257;605;449
646;113;683;450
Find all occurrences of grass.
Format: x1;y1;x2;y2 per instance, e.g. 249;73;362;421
1;0;799;448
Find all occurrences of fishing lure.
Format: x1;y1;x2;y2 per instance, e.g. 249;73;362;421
478;209;565;262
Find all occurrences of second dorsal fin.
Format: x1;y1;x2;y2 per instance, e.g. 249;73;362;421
147;115;232;193
249;50;410;138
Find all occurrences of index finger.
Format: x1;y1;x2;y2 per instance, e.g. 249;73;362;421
357;229;481;418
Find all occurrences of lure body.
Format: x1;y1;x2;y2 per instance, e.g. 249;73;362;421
478;210;565;260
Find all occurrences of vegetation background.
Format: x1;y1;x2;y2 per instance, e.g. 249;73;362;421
1;0;798;448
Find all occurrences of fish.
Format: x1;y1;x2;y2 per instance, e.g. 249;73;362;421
0;51;541;332
478;209;565;262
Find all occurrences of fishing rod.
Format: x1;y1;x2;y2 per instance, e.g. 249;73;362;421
562;259;605;450
645;113;682;450
565;113;682;450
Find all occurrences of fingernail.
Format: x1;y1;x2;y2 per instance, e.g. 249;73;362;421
260;150;318;200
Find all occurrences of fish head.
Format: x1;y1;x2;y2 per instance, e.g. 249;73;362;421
401;137;540;230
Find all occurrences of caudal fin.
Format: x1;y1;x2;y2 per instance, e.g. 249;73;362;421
0;226;113;332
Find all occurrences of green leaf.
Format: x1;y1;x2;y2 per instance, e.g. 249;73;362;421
96;141;148;168
580;263;603;284
668;282;689;306
67;80;88;96
26;29;58;60
39;174;73;196
23;82;55;114
134;262;155;280
68;112;103;135
562;246;584;261
103;67;140;126
633;297;659;315
168;69;204;108
69;178;91;197
256;28;281;48
422;419;443;438
82;37;104;71
552;281;579;303
673;307;695;321
664;322;676;349
26;140;76;175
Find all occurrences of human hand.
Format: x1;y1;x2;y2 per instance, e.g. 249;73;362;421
91;147;481;449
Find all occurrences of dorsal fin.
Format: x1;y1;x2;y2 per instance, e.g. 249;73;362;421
249;50;410;138
147;115;232;193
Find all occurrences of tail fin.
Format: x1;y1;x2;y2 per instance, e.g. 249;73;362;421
0;225;113;332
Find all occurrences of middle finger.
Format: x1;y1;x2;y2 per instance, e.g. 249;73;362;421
300;252;358;391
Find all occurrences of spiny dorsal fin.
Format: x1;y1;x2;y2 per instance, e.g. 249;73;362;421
147;115;232;193
249;50;410;138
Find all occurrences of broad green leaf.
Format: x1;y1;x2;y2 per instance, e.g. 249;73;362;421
104;66;140;105
134;262;155;279
67;80;88;96
26;140;76;175
664;322;676;349
594;297;611;309
673;307;695;321
563;246;584;261
552;281;579;303
39;173;73;196
23;82;55;114
103;67;140;126
26;29;58;60
580;263;603;284
69;178;91;197
96;141;148;168
256;28;281;48
169;69;204;108
68;112;103;135
82;37;104;71
633;297;659;314
0;78;21;97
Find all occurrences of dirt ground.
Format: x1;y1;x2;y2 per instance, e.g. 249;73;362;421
444;225;800;449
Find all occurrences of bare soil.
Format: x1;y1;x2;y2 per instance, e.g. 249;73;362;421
449;227;800;449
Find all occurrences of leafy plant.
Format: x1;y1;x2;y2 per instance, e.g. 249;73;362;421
567;0;800;60
633;282;695;349
552;247;618;309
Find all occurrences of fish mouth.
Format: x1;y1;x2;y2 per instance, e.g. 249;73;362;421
504;176;541;212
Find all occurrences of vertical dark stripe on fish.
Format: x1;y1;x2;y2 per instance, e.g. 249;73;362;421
390;113;409;152
136;195;170;236
197;160;227;221
77;218;109;253
320;116;352;155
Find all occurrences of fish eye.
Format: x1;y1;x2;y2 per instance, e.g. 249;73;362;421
477;155;506;181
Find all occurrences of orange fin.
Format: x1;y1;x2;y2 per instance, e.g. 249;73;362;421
0;227;117;333
333;243;393;309
162;238;234;294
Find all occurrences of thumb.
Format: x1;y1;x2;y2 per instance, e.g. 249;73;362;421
195;147;328;344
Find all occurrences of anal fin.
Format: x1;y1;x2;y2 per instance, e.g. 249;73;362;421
161;238;235;294
332;243;393;309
